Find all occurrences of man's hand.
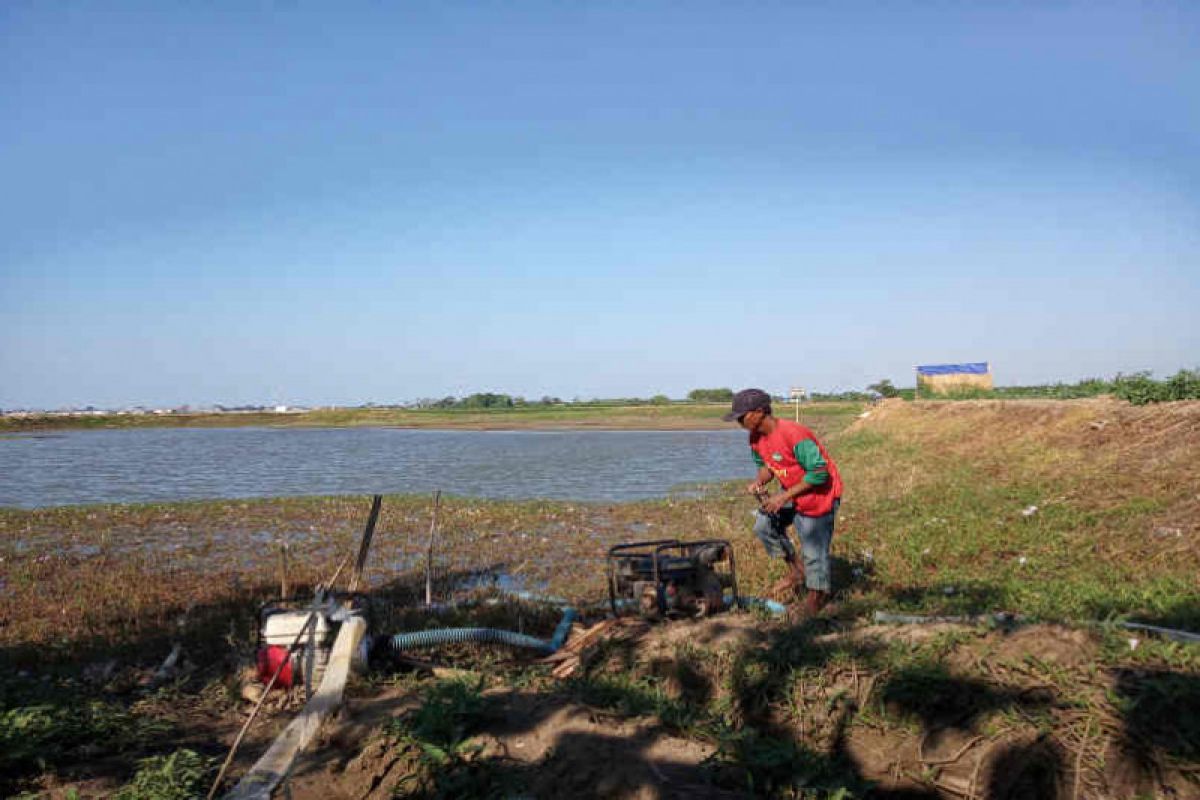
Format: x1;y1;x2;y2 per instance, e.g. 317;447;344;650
762;492;792;514
746;481;766;496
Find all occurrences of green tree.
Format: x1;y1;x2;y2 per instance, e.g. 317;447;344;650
460;392;514;409
687;388;734;402
867;379;899;398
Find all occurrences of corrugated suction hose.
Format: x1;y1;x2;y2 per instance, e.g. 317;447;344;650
388;607;578;655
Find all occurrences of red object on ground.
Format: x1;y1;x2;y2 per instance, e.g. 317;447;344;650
256;645;295;689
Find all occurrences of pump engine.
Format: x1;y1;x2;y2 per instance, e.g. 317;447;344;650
606;539;738;619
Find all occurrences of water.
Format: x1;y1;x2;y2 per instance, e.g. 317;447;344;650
0;427;751;508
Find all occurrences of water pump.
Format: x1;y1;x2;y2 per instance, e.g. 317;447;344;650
606;538;739;619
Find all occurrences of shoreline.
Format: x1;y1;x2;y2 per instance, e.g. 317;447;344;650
0;401;864;432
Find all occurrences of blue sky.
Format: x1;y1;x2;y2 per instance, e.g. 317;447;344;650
2;2;1197;408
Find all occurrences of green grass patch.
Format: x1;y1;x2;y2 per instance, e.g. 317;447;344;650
112;749;216;800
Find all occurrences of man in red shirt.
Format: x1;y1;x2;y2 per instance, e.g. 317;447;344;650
724;388;843;616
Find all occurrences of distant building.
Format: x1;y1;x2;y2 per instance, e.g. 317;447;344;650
915;362;993;395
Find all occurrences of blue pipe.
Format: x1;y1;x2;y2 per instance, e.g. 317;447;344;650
548;607;578;650
735;595;787;616
389;607;577;655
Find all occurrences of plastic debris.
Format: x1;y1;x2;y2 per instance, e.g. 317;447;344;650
1022;505;1039;517
1151;527;1183;538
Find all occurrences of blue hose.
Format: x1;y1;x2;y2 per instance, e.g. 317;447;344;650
389;607;577;655
735;596;788;616
548;607;578;650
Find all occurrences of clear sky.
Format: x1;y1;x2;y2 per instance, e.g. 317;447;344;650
3;2;1197;409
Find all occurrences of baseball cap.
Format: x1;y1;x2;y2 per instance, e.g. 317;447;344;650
722;388;772;422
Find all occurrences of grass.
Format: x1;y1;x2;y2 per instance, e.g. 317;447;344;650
111;749;216;800
820;399;1200;628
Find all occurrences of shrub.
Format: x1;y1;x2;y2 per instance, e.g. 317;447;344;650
687;388;734;403
113;749;215;800
1;701;137;777
1110;370;1200;405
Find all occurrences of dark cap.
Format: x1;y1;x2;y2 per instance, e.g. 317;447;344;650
722;388;772;422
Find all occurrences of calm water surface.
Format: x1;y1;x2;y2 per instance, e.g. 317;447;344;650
0;427;751;508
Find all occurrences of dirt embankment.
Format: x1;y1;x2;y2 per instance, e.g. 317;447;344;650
849;397;1200;563
854;397;1200;478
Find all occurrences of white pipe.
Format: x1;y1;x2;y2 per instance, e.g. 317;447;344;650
225;615;366;800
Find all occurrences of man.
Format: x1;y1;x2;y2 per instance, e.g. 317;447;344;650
723;388;843;616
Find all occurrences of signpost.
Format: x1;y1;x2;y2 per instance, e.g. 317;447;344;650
789;387;805;422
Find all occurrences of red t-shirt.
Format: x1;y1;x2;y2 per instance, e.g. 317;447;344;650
750;420;843;516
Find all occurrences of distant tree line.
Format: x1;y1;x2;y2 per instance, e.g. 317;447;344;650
410;393;563;409
686;388;734;402
407;389;741;409
857;369;1200;405
404;371;1199;411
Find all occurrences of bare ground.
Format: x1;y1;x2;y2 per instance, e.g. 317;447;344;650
252;614;1197;800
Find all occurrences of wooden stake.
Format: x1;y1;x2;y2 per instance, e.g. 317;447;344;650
347;494;382;595
278;541;290;600
425;490;442;606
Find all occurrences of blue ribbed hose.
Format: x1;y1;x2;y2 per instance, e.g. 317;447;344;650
389;607;577;655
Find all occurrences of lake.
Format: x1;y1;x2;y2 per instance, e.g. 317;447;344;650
0;427;752;508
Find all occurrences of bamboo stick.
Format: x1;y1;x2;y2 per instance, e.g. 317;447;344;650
278;541;290;600
425;490;442;606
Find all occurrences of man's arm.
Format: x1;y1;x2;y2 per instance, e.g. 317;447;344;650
746;452;775;495
794;439;829;486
